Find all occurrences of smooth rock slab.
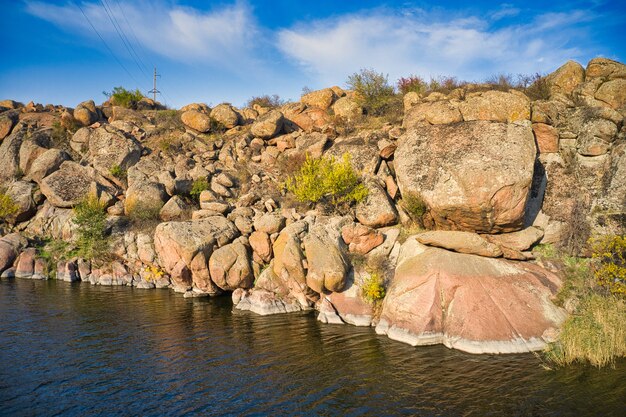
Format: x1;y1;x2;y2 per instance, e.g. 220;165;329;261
375;242;566;354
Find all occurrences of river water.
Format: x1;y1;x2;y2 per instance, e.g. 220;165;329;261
0;279;624;416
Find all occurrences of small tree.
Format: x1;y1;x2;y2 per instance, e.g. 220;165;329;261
73;195;108;260
346;69;396;116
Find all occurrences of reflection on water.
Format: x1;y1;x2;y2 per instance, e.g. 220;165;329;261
0;279;624;416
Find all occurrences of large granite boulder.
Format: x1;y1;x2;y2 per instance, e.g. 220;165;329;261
250;110;284;139
5;181;37;224
395;121;536;233
210;104;240;129
270;221;316;308
0;125;25;183
88;125;142;177
332;97;362;120
153;217;239;292
403;100;463;129
545;60;585;96
301;88;336;110
181;110;212;133
73;100;99;126
375;238;566;354
0;111;17;140
26;148;69;184
459;91;530;123
355;177;398;228
594;79;626;109
124;181;167;215
0;233;27;273
303;224;348;293
208;239;254;291
40;161;95;208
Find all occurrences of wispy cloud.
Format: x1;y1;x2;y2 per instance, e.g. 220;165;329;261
25;0;261;71
277;8;593;86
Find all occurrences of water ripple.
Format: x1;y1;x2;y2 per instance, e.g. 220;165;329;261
0;279;624;416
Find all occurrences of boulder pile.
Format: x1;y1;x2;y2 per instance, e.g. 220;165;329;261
1;57;624;354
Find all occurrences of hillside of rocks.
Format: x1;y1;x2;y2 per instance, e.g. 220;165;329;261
0;57;624;354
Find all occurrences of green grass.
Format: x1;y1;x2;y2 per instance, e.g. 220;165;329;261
190;178;210;202
544;293;626;368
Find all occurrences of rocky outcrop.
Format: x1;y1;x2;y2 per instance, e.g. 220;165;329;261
154;217;239;293
375;239;566;354
395;121;536;233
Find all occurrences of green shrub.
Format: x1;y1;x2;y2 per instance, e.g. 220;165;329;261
190;178;210;202
362;271;386;303
346;69;396;116
73;195;108;260
285;153;368;209
246;94;285;109
0;191;19;223
104;86;144;108
109;164;126;179
402;192;427;224
543;293;626;368
591;235;626;296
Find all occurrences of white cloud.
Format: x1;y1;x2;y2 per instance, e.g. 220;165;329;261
25;0;261;71
277;8;591;86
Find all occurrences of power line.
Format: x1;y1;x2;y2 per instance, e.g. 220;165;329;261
98;0;150;82
75;1;143;88
112;0;154;74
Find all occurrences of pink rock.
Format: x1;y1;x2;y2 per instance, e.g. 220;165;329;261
376;244;566;354
341;224;384;255
249;231;272;263
532;123;559;153
15;248;36;278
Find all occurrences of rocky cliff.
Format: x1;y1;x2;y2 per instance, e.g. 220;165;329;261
0;57;624;354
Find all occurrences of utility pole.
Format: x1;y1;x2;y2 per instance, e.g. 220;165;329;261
148;67;160;102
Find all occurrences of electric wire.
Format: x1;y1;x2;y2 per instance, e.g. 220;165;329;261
112;0;154;74
98;0;150;82
75;1;143;89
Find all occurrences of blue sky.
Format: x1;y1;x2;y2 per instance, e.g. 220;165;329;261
1;0;624;108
